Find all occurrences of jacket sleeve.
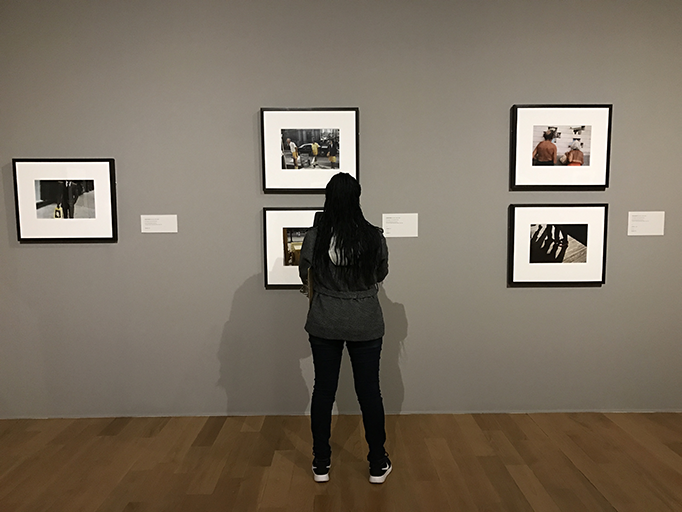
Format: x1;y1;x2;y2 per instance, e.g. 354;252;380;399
376;235;389;283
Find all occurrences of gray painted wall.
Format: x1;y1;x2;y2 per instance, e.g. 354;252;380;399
1;0;681;419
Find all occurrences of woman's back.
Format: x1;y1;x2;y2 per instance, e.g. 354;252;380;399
298;172;389;340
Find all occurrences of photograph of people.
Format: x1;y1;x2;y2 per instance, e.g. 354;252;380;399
532;130;557;166
530;125;592;167
327;139;338;169
310;140;320;168
286;138;300;169
60;180;80;219
34;179;96;219
564;141;585;166
280;129;339;170
298;172;392;484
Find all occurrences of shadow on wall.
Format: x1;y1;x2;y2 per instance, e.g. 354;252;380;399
217;274;311;415
217;274;407;417
379;287;407;414
2;163;19;245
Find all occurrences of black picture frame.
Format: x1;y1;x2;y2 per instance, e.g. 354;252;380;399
508;203;608;287
263;207;322;289
12;158;118;243
510;104;613;191
261;107;359;193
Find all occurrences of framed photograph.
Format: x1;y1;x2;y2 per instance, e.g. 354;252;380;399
12;158;118;243
510;104;612;190
261;107;359;193
508;204;608;287
263;207;322;289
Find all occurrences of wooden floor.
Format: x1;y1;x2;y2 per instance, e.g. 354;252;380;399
1;413;682;511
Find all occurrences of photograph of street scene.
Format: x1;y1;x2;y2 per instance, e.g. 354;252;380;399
529;224;588;264
34;180;96;219
531;125;592;166
282;227;310;266
281;129;339;170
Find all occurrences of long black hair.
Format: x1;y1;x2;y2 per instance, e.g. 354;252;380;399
312;173;382;287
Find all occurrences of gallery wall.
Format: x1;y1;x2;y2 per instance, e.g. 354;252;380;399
1;0;681;418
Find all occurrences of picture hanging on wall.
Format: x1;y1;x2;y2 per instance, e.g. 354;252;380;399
261;107;359;193
510;104;613;190
263;207;322;289
12;158;118;243
508;203;608;287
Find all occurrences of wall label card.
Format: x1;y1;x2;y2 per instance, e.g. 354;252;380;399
628;211;665;236
382;213;418;238
141;215;178;233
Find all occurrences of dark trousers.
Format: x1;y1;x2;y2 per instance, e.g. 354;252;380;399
309;335;387;464
64;201;75;218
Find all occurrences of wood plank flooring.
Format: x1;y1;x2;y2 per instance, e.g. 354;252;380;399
1;413;682;511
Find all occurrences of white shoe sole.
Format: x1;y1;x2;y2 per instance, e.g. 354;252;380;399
369;464;392;484
313;463;330;482
313;472;330;482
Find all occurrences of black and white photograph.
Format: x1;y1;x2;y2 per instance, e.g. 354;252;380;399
13;159;118;243
510;104;612;190
281;129;339;170
508;204;608;287
261;108;358;193
35;180;96;219
529;224;588;264
263;207;321;288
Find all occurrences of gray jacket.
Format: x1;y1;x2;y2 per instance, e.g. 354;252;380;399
299;227;388;341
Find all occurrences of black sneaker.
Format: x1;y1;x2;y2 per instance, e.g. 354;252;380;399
369;457;392;484
312;457;331;482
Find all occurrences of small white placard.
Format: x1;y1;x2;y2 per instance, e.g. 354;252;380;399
628;211;665;236
141;215;178;233
382;213;418;238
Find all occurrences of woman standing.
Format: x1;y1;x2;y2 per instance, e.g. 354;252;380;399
299;172;391;484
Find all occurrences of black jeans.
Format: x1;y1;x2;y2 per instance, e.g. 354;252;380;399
309;335;387;464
